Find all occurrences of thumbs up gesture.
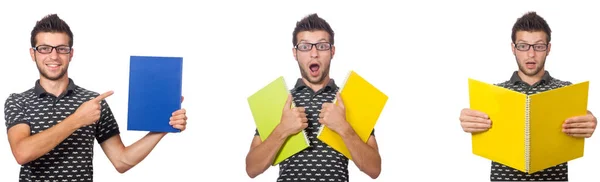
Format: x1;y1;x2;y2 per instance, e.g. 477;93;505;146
72;91;114;127
319;92;350;135
276;94;308;137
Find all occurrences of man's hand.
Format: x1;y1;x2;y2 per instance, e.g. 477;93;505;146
72;91;114;127
169;96;188;131
459;108;492;133
563;111;597;138
275;94;308;137
319;92;351;135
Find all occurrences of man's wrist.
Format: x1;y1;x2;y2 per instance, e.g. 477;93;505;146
64;113;84;129
338;123;356;138
273;125;289;141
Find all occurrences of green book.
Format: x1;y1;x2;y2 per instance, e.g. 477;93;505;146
247;76;310;165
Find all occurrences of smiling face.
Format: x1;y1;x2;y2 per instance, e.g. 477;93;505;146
511;30;550;77
292;30;335;85
30;32;73;81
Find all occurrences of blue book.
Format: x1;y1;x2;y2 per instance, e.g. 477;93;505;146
127;55;183;133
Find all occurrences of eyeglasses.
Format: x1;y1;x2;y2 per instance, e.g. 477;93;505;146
294;42;332;52
514;43;548;52
33;45;72;54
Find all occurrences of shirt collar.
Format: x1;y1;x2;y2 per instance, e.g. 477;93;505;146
34;78;77;98
293;78;338;92
509;70;552;85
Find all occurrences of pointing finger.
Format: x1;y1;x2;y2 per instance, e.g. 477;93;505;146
93;91;114;102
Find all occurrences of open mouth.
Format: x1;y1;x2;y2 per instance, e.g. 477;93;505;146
310;63;320;72
525;61;536;69
308;63;320;76
309;63;321;76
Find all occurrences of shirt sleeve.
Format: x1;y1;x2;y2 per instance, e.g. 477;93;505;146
565;81;573;86
95;99;120;144
4;94;30;130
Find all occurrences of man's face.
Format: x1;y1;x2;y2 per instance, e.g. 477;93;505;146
512;31;551;76
30;32;73;81
292;30;335;85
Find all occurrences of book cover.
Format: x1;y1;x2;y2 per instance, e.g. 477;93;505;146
318;70;387;160
468;78;588;173
248;76;310;165
127;55;182;133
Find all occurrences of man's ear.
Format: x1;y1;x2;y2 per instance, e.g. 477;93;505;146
30;47;36;62
330;45;335;58
292;47;297;61
69;48;74;62
511;43;516;56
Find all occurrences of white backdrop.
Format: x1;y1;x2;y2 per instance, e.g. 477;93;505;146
1;0;599;181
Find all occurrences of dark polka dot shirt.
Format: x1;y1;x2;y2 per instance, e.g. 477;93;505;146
491;71;571;181
4;78;120;182
255;78;374;182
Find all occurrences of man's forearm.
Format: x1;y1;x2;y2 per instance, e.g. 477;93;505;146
246;129;287;178
116;132;167;173
10;116;82;165
339;127;381;179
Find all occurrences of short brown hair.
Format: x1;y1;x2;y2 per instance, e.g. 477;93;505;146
292;13;334;46
511;11;551;43
30;14;74;47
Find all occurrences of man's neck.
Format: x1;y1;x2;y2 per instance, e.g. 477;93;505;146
517;69;545;86
40;75;70;97
302;76;330;93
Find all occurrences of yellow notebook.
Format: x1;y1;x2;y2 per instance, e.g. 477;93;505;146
468;78;588;174
247;76;310;165
317;70;388;160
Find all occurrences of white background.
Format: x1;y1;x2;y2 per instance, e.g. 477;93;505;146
1;0;599;181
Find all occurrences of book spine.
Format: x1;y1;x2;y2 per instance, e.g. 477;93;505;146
525;96;531;173
303;129;311;145
317;122;325;136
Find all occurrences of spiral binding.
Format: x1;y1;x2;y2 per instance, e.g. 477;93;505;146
524;96;531;173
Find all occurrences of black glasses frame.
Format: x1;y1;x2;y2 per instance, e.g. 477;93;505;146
513;43;548;52
33;45;72;54
294;42;332;52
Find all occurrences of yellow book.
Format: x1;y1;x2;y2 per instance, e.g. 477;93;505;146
468;78;588;174
247;76;310;165
317;70;388;160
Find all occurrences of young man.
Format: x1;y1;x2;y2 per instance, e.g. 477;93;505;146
3;14;188;181
245;13;381;182
459;11;597;181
